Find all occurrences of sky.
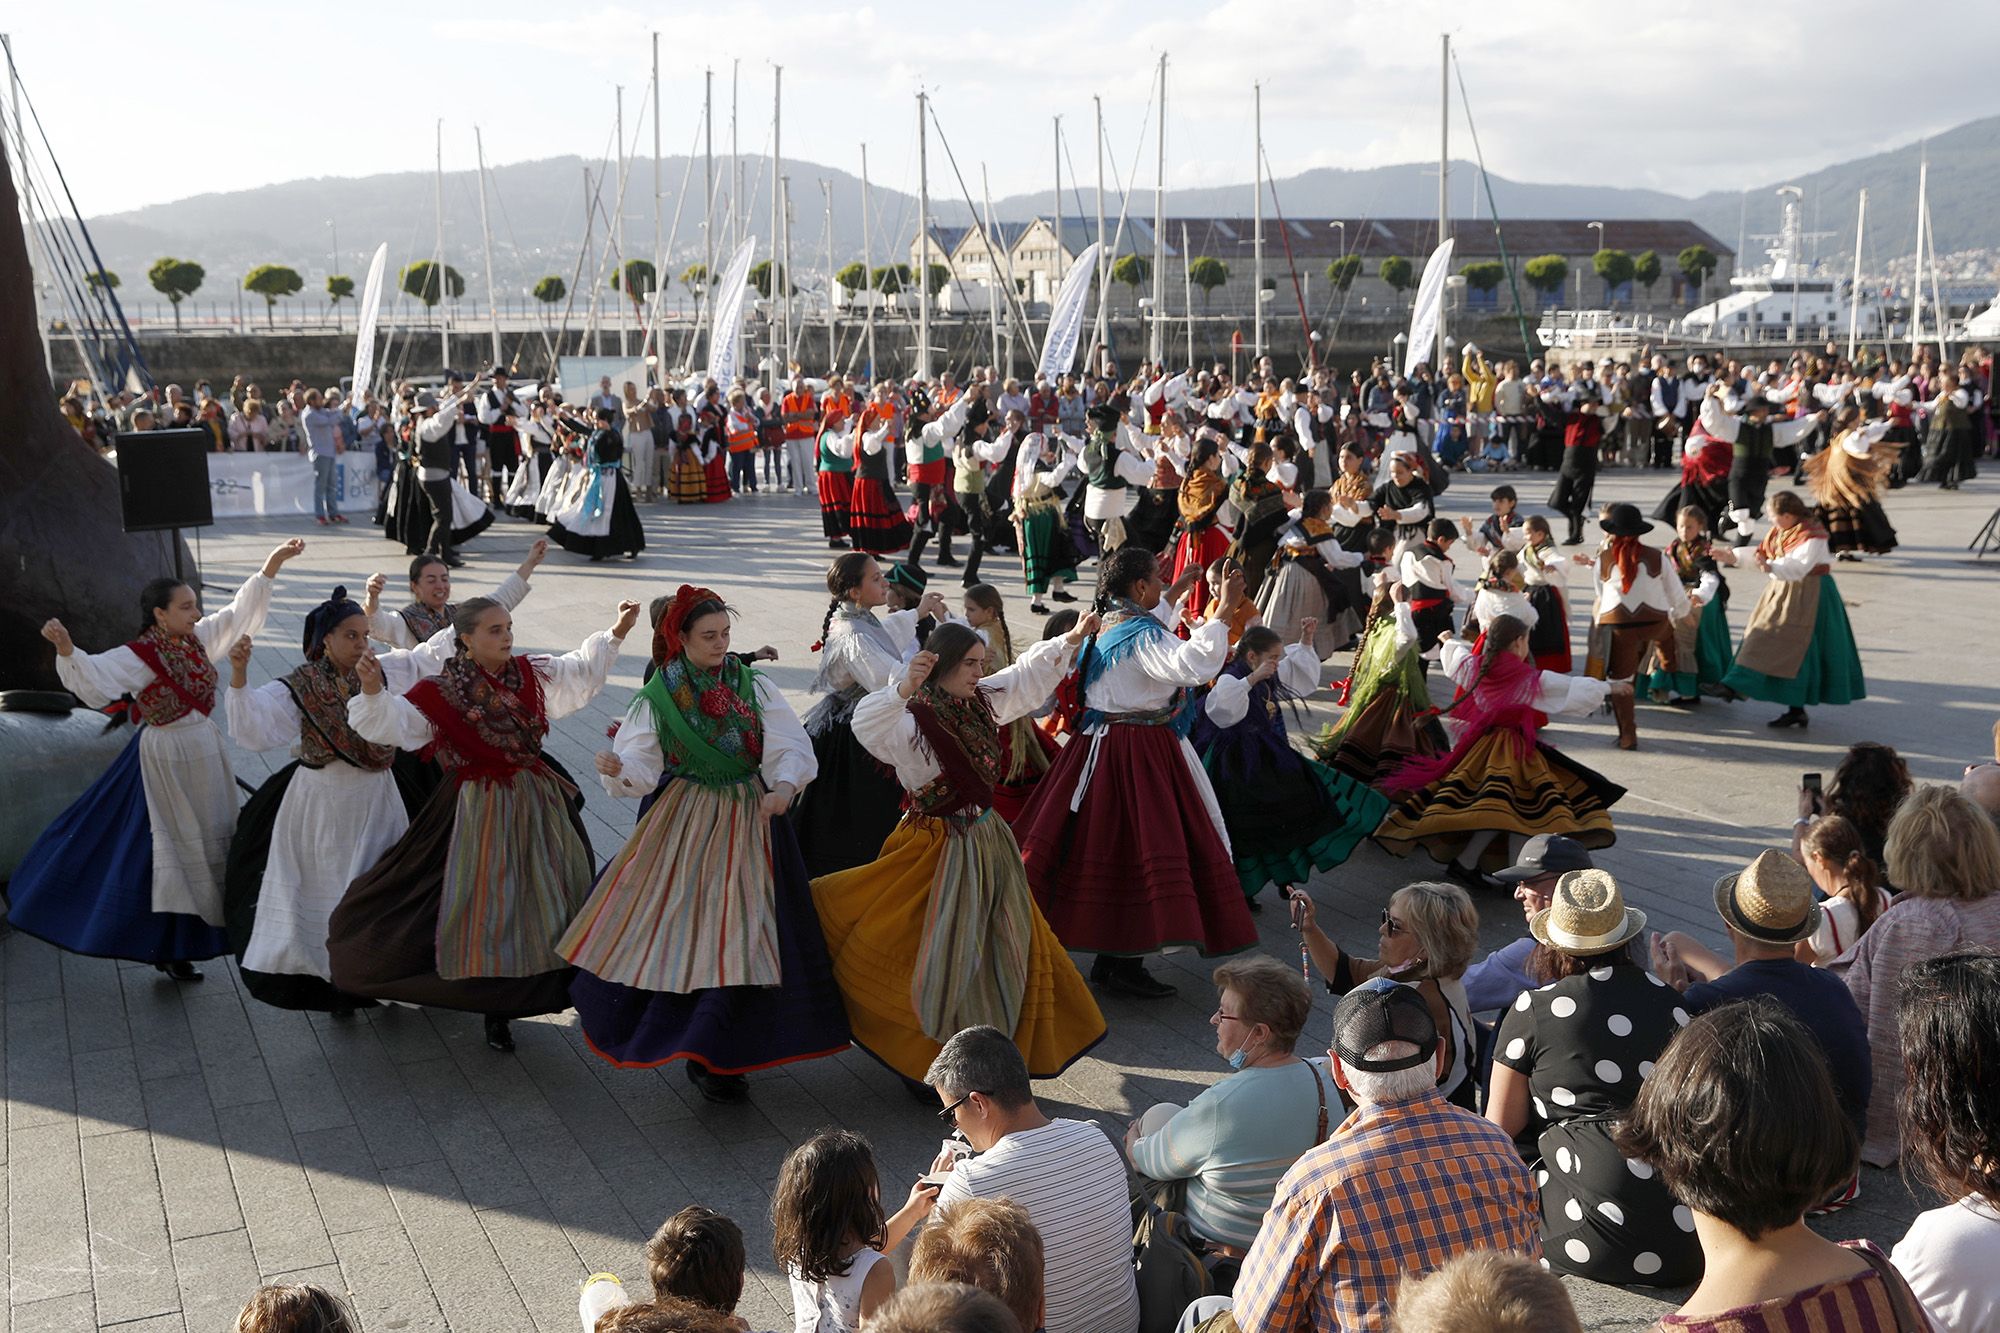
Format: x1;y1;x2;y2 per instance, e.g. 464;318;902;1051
13;0;1998;218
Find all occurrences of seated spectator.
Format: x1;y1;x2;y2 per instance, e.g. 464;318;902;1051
1179;978;1540;1332
924;1025;1139;1333
1963;761;2000;826
863;1282;1020;1333
1462;835;1595;1012
1891;952;2000;1331
235;1284;359;1333
593;1299;739;1333
1616;999;1924;1331
578;1205;753;1333
1833;785;2000;1166
1797;816;1892;963
1486;869;1701;1285
773;1130;937;1333
1291;881;1480;1105
910;1197;1043;1333
1792;741;1910;869
1125;955;1340;1255
1649;850;1872;1147
1390;1251;1582;1333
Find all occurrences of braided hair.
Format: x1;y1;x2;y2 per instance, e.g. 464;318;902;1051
816;551;876;651
962;583;1013;667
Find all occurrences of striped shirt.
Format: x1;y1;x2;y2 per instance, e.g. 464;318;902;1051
1232;1088;1540;1332
1653;1243;1902;1332
936;1118;1139;1333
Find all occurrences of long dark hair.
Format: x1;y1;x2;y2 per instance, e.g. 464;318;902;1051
770;1130;887;1283
1899;952;2000;1208
1800;815;1885;934
138;577;187;635
1095;545;1159;613
1828;742;1911;860
818;551;877;650
923;621;987;688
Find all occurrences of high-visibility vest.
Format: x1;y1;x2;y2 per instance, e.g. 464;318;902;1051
782;391;818;439
726;411;758;453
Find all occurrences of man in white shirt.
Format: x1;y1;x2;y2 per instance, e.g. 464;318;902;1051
926;1026;1140;1333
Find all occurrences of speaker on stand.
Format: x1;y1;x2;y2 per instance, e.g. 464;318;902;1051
114;428;215;586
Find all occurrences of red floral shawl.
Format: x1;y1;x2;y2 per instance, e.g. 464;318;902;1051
124;628;218;726
406;654;549;782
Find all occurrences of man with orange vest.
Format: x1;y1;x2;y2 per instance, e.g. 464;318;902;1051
781;374;820;496
724;387;760;494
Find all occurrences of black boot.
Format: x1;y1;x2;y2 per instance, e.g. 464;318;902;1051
908;528;932;568
1768;706;1809;729
935;528;961;568
685;1062;750;1103
153;960;203;982
959;536;984;588
483;1015;515;1052
1091;954;1176;1000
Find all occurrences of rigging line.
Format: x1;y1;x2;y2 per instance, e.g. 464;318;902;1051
926;103;1038;354
644;112;708;372
546;120;622;360
1451;50;1534;357
1259;144;1316;373
1056;122;1093;238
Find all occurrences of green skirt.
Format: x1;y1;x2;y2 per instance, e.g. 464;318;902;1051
1648;599;1735;698
1021;506;1079;595
1722;577;1866;707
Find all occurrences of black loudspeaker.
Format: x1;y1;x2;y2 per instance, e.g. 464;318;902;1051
115;429;214;532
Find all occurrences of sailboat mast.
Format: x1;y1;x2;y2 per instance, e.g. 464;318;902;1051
1183;222;1195;367
615;85;629;356
1911;156;1927;359
1437;31;1449;371
1151;54;1166;366
983;165;1001;373
861;142;877;376
1053;115;1062;312
583;167;602;356
651;32;661;330
1253;82;1263;361
1846;189;1866;363
434;119;449;369
1094;94;1107;377
781;174;794;368
821;178;835;371
772;65;783;382
704;68;714;363
473;126;501;366
918;90;931;381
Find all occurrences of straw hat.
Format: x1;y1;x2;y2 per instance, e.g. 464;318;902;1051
1712;849;1822;945
1529;869;1647;956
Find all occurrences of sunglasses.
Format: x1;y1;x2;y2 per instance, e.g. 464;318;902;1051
1380;908;1407;936
937;1093;973;1125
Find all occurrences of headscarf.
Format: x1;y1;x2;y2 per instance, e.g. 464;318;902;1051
302;586;365;661
653;584;724;665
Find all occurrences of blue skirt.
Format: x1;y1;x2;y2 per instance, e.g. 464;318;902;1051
6;731;230;963
568;804;852;1074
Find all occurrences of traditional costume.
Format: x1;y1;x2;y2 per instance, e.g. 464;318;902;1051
548;426;646;560
666;427;712;504
1915;386;1980;489
792;602;921;877
1080;410;1154;553
847;403;913;554
1396;537;1461;653
1586;508;1688;750
810;637;1105;1081
561;590;850;1076
1227;469;1291;600
1805;420;1900;556
327;628;622;1016
1699;395;1821;535
1311;600;1446;784
1721;519;1866;718
224;593;452;1010
1370;469;1434;547
1191;644;1389;900
1650;411;1732;535
1010;434;1080;610
9;574;275;963
1645;534;1733;701
1519;538;1574;673
384;420;494;555
701;412;733;503
1375;636;1624;868
1170;465;1231;583
367;572;530;651
1256;513;1365;657
815;417;856;547
1549;388;1607;545
1014;600;1257;961
1327;467;1376;552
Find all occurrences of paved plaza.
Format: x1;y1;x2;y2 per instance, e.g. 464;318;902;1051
4;463;1995;1331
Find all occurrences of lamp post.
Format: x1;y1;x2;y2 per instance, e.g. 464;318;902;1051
1392;331;1408;375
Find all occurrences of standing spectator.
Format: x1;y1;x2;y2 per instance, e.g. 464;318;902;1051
724;388;760;494
1832;785;2000;1167
591;375;620;414
298;388;347;525
1892;952;2000;1332
228;397;270;452
1183;978;1540;1333
782;374;820;495
925;1025;1140;1333
1615;1000;1922;1332
1056;375;1086;438
195;397;230;451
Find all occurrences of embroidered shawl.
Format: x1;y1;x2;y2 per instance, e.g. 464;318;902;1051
406;654;549;780
125;627;218;726
283;658;396;771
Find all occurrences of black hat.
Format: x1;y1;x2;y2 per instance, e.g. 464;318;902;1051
1491;834;1595;884
1330;978;1437;1072
490;365;510;379
1599;503;1654;538
1085;403;1121;430
885;561;929;595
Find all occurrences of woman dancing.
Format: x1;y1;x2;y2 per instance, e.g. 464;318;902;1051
11;539;306;975
810;621;1107;1086
328;596;637;1051
1720;490;1867;729
1374;615;1628;890
960;583;1056;823
1645;505;1734;704
847;383;914;554
792;553;948;877
1170;438;1231;583
547;406;646;562
1803;407;1900;559
561;586;850;1103
1310;581;1447;784
1010;431;1082;615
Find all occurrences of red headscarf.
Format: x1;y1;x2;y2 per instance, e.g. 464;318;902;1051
653;584;724;664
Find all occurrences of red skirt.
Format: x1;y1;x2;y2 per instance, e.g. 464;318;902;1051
1172;525;1231;583
992;718;1060;825
848;476;912;554
817;470;853;539
1015;723;1254;957
704;454;731;503
909;458;948;486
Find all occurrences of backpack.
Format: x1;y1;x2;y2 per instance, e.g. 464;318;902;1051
1131;1194;1211;1333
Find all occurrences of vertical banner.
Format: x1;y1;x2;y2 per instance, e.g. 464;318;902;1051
350;243;390;397
705;237;760;391
1037;242;1100;381
1403;237;1456;374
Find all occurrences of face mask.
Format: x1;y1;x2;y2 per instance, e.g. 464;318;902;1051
1384;956;1425;979
1227;1045;1251;1071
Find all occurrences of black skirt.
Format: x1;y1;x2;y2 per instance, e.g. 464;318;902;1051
549;473;647;558
791;717;905;879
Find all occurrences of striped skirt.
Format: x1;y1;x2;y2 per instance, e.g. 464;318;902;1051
557;778;780;992
436;769;594;979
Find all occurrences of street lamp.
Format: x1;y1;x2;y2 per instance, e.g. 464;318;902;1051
1392;331;1408;374
1587;220;1604;252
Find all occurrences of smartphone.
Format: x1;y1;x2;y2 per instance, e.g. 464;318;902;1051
1802;772;1822;797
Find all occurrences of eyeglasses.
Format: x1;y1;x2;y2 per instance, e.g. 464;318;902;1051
937;1093;973;1124
1212;1009;1247;1025
1381;909;1407;936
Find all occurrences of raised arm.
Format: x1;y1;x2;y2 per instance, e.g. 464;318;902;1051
980;630;1086;724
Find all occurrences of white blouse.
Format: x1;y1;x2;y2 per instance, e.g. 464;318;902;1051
1731;534;1832;583
55;572;274;716
1202;643;1320;727
224;625;460;753
814;607;921;695
366;571;532;650
345;630;624;750
599;674;816;798
1083;609;1229;718
1438;637;1610;716
850;637;1076;791
1472;587;1538;631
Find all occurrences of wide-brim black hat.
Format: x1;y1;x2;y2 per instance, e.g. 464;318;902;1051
1599;502;1654;538
1085;404;1122;429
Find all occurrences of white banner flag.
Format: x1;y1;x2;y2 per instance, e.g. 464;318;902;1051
1038;242;1101;382
349;243;390;397
705;237;759;391
1403;237;1456;374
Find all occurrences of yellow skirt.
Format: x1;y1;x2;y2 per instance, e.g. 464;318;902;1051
810;811;1106;1081
1374;730;1624;867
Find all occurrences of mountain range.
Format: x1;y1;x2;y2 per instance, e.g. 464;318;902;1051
60;114;2000;307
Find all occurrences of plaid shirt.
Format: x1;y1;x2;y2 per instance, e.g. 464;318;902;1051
1231;1088;1541;1332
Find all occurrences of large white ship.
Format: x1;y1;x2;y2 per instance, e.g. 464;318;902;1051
1679;187;1881;339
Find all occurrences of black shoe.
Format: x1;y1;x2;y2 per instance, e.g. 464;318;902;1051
154;960;203;982
829;539;849;550
1246;894;1265;914
684;1062;750;1103
1666;695;1699;709
1031;601;1049;615
483;1016;516;1052
1051;590;1078;603
935;554;961;568
1095;956;1177;1000
440;553;467;568
1444;860;1500;892
1768;708;1809;729
1561;534;1584;547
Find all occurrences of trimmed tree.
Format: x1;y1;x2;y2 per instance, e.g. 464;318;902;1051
1188;256;1228;312
1633;249;1662;298
532;274;568;307
398;260;464;317
326;274;354;330
835;261;868;295
243;263;304;329
1524;253;1570;303
870;263;910;295
1378;255;1414;307
748;259;789;300
920;263;951;297
1460;260;1505;297
612;258;658;325
679;262;709;298
1324;254;1363;291
1593;248;1636;303
147;257;205;331
1677;244;1718;300
1111;254;1150;313
84;269;119;292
